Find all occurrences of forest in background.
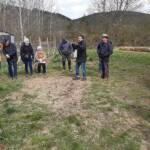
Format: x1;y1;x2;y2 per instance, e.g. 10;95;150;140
0;0;150;47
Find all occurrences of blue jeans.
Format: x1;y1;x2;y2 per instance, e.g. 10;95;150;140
24;59;33;75
75;62;87;79
7;60;17;79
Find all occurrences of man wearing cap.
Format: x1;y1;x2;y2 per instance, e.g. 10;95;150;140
97;34;113;79
3;39;18;79
20;37;34;76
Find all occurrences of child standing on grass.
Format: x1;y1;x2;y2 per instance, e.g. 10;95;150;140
35;46;47;74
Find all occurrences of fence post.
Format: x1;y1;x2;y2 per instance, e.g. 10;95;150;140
47;37;50;56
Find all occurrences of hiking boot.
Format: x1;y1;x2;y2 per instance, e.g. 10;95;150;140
82;78;87;81
73;76;80;80
101;74;105;79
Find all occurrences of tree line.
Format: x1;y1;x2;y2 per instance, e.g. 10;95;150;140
0;0;64;47
0;0;150;47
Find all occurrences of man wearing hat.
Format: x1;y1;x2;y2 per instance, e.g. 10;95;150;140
20;37;34;76
97;33;113;79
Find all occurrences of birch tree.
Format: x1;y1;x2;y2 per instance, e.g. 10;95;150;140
0;0;11;31
44;0;56;49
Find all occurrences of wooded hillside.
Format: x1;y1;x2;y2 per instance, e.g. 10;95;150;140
0;5;150;47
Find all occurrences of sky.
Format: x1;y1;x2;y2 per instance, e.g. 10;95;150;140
53;0;149;19
56;0;91;19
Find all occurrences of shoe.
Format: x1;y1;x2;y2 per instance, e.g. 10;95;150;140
82;78;87;81
101;74;105;79
26;74;29;78
73;76;80;80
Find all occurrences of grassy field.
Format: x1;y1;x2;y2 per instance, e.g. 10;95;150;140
0;50;150;150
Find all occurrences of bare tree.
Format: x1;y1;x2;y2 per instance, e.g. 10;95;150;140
0;0;12;31
89;0;142;13
45;0;56;48
18;0;24;41
11;0;42;41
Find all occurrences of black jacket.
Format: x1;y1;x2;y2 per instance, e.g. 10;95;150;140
73;40;87;63
20;43;34;61
3;43;18;62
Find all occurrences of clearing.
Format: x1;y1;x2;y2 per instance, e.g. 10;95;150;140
0;50;150;150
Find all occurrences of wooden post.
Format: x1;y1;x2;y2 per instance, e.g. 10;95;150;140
38;37;42;46
47;37;50;56
0;44;3;70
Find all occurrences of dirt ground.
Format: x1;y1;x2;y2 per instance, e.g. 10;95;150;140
7;75;90;117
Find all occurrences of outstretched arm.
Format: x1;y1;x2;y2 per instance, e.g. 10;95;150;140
78;42;86;51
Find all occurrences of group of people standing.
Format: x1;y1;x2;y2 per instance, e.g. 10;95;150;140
2;33;113;80
58;34;113;81
2;37;47;79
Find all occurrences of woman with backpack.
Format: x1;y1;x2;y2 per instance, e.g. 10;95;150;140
97;34;113;79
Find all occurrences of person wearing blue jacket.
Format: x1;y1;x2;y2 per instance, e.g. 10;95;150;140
58;39;73;72
3;39;18;79
97;34;113;79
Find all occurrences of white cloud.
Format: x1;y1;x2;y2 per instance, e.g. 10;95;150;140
56;0;90;19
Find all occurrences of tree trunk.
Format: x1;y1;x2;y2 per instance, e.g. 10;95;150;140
19;6;24;41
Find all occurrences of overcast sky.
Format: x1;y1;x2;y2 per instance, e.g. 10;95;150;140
54;0;149;19
56;0;90;19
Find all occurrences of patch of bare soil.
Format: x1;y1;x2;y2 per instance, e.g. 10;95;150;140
7;76;90;116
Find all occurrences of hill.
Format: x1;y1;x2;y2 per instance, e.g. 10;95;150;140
72;11;150;46
0;5;71;44
0;5;150;46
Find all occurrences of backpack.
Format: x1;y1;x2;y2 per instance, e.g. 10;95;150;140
61;42;71;55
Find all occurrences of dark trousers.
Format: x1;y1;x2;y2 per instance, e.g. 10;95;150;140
38;63;46;73
75;62;86;79
62;55;71;70
7;60;17;79
24;59;33;75
100;57;109;79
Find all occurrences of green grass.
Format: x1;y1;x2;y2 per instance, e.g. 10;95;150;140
0;50;150;149
0;79;22;98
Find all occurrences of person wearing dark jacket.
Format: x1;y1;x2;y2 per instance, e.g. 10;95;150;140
97;34;113;79
20;38;34;76
58;39;73;72
72;35;87;81
3;39;18;79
